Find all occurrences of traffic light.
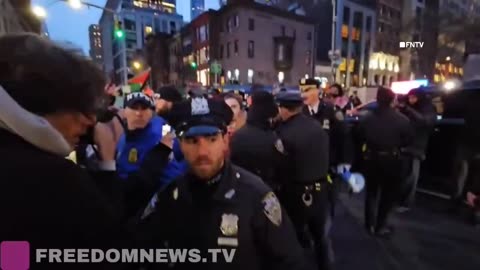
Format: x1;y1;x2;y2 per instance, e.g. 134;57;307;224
190;62;197;69
114;18;125;40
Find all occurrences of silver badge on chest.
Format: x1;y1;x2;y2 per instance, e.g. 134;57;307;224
220;214;239;236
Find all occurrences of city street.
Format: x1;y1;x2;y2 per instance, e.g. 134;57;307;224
332;192;480;270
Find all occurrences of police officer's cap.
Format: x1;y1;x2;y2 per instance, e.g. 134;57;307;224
169;97;233;137
124;92;154;109
275;90;304;107
299;78;320;92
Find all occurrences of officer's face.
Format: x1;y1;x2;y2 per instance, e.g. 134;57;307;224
125;103;153;130
225;98;241;120
180;133;228;180
301;87;320;106
45;112;96;148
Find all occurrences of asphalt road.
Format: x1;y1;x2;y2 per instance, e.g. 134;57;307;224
330;192;480;270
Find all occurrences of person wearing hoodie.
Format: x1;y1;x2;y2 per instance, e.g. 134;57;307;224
229;90;283;189
397;88;436;211
0;33;142;269
116;92;187;218
358;87;413;237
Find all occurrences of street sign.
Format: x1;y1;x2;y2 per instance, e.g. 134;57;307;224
211;61;222;75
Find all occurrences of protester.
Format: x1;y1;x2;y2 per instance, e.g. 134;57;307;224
0;33;129;265
223;92;246;136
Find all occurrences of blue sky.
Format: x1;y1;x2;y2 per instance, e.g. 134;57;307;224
32;0;220;55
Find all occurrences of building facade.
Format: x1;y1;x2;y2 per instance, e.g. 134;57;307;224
262;0;376;88
89;24;103;67
100;0;183;84
191;0;206;20
368;0;402;86
433;0;480;82
216;2;315;86
0;0;41;35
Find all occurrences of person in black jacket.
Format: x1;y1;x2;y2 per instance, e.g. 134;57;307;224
136;97;310;270
358;87;413;237
0;33;132;269
275;90;331;270
230;91;283;189
397;88;436;211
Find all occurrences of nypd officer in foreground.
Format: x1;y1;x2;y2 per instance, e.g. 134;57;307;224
358;87;413;237
135;97;311;270
274;90;331;270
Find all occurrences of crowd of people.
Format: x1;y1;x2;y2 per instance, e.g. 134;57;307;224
0;33;479;270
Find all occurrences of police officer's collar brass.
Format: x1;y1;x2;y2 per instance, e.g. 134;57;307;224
220;213;239;236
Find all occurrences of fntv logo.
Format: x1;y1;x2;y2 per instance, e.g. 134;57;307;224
399;42;424;48
0;241;30;270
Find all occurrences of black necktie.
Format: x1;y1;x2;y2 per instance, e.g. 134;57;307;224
310;109;315;116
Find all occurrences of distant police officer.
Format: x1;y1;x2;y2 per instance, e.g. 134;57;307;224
358;87;413;237
136;97;310;270
230;91;283;189
117;92;186;218
275;90;332;270
300;79;353;217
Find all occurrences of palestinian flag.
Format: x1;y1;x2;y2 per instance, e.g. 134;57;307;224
128;68;151;93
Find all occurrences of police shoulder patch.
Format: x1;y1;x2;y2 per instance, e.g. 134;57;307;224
262;192;282;226
274;138;286;154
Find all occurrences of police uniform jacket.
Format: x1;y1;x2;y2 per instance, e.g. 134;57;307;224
230;117;285;188
358;107;414;151
135;162;310;270
303;102;353;166
277;113;329;184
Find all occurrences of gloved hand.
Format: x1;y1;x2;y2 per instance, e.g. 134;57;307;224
336;163;352;174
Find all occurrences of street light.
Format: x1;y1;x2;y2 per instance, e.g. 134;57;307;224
68;0;82;9
446;56;451;61
32;6;47;19
133;61;142;70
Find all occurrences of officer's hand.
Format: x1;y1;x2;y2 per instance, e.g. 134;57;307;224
94;122;116;161
467;192;478;207
160;132;175;149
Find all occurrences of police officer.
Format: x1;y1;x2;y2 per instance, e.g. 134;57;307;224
274;90;331;270
117;92;187;218
230;91;283;189
135;97;310;270
358;87;413;237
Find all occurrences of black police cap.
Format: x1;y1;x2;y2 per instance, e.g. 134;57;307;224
169;97;233;137
275;90;304;107
124;92;154;109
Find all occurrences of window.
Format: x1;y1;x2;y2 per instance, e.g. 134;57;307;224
145;26;152;34
307;31;312;40
234;40;239;55
281;25;285;36
227;42;231;58
227;17;232;32
234;14;239;27
199;25;207;42
248;18;254;31
220;45;224;59
343;6;350;24
248;41;254;58
124;18;136;31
